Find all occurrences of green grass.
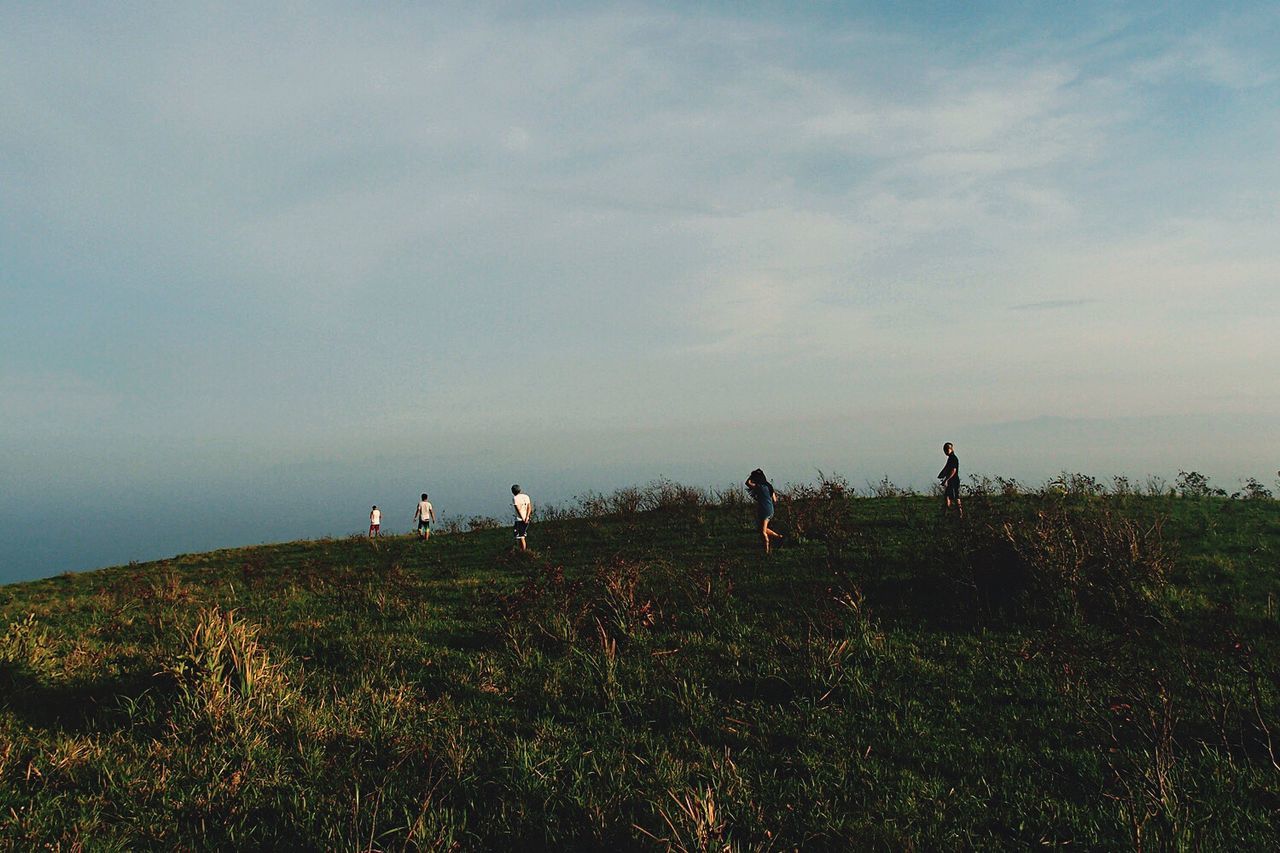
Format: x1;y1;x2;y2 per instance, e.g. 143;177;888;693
1;490;1278;849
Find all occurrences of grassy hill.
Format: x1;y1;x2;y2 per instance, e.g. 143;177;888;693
2;484;1278;849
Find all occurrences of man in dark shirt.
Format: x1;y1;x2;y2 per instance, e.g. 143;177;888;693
938;442;963;517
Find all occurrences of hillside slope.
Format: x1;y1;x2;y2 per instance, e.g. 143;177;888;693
2;492;1278;849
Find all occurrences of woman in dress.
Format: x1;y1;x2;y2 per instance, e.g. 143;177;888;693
746;468;783;554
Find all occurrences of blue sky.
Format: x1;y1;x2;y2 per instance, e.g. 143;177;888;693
2;2;1278;582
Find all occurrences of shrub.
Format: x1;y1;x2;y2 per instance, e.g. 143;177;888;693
605;486;646;515
966;474;1024;498
996;476;1024;497
953;502;1174;627
711;483;749;509
967;475;995;498
1176;471;1225;499
537;502;578;522
574;480;712;519
1065;472;1106;497
1042;472;1106;497
867;476;915;498
780;472;858;565
1042;475;1068;495
1231;478;1273;501
641;478;710;512
436;516;465;534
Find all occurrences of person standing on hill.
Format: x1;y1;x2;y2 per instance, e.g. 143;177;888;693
369;506;381;538
938;443;963;517
414;493;436;540
746;468;783;554
511;484;533;551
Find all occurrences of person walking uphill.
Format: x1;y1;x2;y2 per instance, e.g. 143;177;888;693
746;468;783;554
511;485;533;551
414;494;436;540
938;443;963;517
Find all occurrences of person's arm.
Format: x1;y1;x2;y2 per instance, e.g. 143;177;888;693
429;505;437;521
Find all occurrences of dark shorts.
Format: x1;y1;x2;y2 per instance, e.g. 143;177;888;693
513;519;529;539
418;519;431;531
944;480;960;500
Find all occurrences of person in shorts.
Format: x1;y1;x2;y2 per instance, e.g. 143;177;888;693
369;505;381;538
938;443;963;517
414;493;436;540
511;484;533;551
746;468;783;554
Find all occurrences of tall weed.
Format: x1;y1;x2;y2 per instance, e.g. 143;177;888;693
0;614;56;690
165;607;292;723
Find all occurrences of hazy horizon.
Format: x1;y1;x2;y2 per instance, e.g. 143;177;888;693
3;2;1277;583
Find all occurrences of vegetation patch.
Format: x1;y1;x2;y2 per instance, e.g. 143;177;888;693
1;481;1277;848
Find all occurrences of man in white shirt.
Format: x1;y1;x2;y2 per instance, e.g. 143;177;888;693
511;484;533;551
414;493;436;540
369;506;382;538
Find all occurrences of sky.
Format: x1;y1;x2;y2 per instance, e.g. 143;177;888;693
2;1;1278;583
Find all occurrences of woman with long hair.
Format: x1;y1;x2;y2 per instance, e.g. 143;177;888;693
746;468;783;554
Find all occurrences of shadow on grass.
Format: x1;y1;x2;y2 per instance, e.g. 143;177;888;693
0;657;165;735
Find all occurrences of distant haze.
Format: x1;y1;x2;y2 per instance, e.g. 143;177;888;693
2;2;1278;583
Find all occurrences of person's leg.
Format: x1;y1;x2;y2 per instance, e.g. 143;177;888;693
759;519;771;554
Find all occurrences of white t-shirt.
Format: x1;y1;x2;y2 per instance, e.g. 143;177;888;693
417;500;433;521
513;493;531;521
370;509;381;525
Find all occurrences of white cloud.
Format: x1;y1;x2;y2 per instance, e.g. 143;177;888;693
1;2;1276;442
1131;30;1278;89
